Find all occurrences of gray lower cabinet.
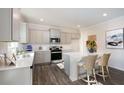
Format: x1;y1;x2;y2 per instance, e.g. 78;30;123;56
0;67;32;85
34;51;51;64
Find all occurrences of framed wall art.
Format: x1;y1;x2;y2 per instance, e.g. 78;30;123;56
106;28;124;49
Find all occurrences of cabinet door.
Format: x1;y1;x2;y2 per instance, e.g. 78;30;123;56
61;32;71;44
29;30;42;44
60;32;66;44
66;33;71;44
12;18;20;41
20;23;28;43
29;30;37;43
75;33;80;39
0;8;21;41
34;51;44;64
44;51;50;62
71;33;76;39
0;8;11;41
42;31;50;44
12;8;20;41
50;29;60;38
34;51;50;64
36;31;42;44
71;33;80;39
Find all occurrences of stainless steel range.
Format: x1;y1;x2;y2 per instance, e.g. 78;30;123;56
50;46;63;64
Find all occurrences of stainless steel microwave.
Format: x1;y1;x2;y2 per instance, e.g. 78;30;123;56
50;38;60;44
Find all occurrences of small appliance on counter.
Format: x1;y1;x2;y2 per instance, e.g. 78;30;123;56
26;45;33;51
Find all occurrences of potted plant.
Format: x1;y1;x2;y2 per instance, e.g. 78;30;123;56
86;40;97;53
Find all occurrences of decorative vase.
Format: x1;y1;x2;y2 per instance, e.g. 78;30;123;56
88;48;95;53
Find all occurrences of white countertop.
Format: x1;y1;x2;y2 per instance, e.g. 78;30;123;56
63;52;83;59
0;52;34;71
35;50;50;52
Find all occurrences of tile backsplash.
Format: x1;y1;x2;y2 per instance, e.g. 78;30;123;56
0;42;19;55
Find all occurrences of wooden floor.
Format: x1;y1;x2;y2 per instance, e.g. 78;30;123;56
33;63;124;85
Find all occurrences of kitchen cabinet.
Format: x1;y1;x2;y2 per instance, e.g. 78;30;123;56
42;31;50;44
66;33;71;44
34;51;51;64
29;30;41;44
0;52;34;85
50;28;61;38
0;8;20;41
20;23;28;43
29;30;50;44
61;32;71;44
71;32;80;39
60;32;66;44
0;67;32;85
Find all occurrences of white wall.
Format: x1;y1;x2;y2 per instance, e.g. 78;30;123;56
80;16;124;71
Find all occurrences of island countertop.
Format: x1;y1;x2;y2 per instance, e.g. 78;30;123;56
0;52;34;71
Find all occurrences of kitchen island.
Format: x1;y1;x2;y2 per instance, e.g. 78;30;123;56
0;52;34;85
63;52;84;81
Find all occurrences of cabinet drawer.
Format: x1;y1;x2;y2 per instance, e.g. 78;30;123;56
34;51;50;64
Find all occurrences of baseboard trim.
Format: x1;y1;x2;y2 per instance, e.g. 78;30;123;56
109;66;124;71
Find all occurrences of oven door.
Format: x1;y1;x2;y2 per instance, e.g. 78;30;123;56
51;52;62;61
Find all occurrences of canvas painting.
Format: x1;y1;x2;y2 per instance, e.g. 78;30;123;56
106;28;124;49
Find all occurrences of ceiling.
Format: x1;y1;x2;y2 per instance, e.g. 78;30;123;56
20;8;124;29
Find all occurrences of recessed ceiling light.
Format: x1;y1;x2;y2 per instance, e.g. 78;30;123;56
40;18;44;22
103;13;108;17
77;25;80;28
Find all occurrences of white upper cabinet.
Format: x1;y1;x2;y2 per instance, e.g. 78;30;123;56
71;32;80;39
50;28;61;38
60;32;66;44
66;33;71;44
20;23;28;43
0;8;21;41
29;30;40;44
29;30;50;44
60;32;71;44
42;31;50;44
28;23;50;44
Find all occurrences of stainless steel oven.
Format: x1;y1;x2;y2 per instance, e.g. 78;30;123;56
50;46;63;64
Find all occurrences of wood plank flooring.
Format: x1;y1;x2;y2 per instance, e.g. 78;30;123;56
33;63;124;85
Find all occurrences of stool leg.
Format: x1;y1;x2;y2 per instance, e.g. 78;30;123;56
87;75;90;85
93;68;97;84
77;65;80;79
106;66;111;79
101;66;105;81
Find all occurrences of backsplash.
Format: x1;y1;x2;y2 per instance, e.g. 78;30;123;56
23;43;73;51
23;40;80;52
0;39;80;56
0;42;19;55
